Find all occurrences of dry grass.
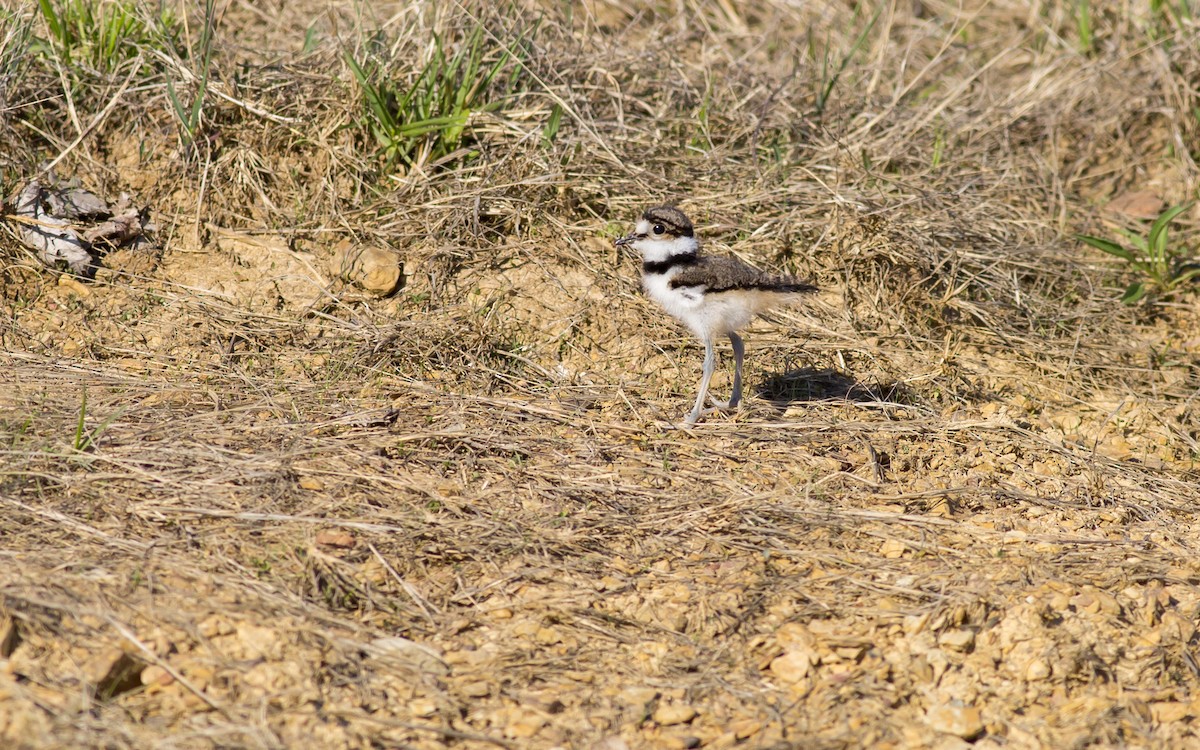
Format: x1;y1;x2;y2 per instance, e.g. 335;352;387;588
2;0;1200;747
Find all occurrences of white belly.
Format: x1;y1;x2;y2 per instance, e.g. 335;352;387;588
643;273;763;340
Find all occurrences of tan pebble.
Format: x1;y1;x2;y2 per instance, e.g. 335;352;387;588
198;615;234;638
409;698;438;717
1093;590;1122;615
298;476;325;491
879;538;907;558
511;620;541;638
461;681;490;698
904;613;931;635
653;703;697;726
315;530;355;548
591;737;631;750
1070;592;1097;612
835;645;865;661
728;718;761;739
938;629;975;652
1151;701;1191;723
489;608;514;620
659;735;700;750
618;686;658;706
332;240;404;296
505;709;547;738
1023;658;1051;681
366;637;447;674
534;627;562;645
140;665;174;687
925;705;983;739
769;651;811;682
57;275;92;297
182;664;213;689
597;576;625;591
236;624;278;659
1134;629;1162;648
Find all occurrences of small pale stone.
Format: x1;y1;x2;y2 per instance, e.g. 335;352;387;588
505;709;547;738
315;530;356;548
366;636;448;675
332;240;403;296
653;703;697;726
57;275;92;297
1151;701;1191;723
769;651;811;682
236;624;278;660
535;627;563;645
880;538;907;558
298;476;325;491
1024;658;1052;681
939;629;975;652
618;687;658;706
729;718;762;739
461;681;490;698
140;664;174;687
925;705;983;740
409;698;438;717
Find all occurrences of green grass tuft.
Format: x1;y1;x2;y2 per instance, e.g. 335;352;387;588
345;18;536;174
34;0;178;75
1078;203;1199;304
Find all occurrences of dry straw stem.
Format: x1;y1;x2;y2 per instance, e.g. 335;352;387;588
2;0;1200;747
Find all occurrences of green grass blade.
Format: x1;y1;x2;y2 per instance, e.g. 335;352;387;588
542;102;562;146
1168;266;1200;288
1120;281;1148;304
38;0;64;44
1077;234;1136;262
395;113;469;138
817;3;880;114
1148;202;1191;258
73;387;88;452
1116;227;1148;253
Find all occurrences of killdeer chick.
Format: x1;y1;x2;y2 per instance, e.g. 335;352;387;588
615;205;816;425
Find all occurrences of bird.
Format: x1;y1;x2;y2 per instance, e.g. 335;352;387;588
615;205;816;425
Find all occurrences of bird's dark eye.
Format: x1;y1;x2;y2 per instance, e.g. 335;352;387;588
652;224;665;235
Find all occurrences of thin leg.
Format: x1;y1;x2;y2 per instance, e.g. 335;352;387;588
686;336;717;424
728;332;745;408
707;332;746;411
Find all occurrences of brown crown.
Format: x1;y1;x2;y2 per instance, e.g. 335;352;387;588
642;206;694;237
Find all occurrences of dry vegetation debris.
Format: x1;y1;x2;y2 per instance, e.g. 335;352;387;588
1;0;1200;748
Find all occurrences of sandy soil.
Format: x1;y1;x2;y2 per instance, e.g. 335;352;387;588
2;1;1200;748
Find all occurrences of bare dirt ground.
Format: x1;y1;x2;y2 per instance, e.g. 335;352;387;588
2;1;1200;748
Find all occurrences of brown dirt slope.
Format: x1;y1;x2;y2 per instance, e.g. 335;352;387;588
1;1;1199;748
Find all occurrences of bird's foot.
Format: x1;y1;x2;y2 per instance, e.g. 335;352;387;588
683;404;735;425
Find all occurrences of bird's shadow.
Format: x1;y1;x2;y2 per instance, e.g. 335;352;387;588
756;367;914;410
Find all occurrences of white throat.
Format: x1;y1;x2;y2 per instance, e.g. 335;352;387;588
636;234;698;264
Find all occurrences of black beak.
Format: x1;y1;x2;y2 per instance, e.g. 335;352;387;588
614;233;639;247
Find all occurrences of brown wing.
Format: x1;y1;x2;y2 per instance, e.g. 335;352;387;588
669;256;816;294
